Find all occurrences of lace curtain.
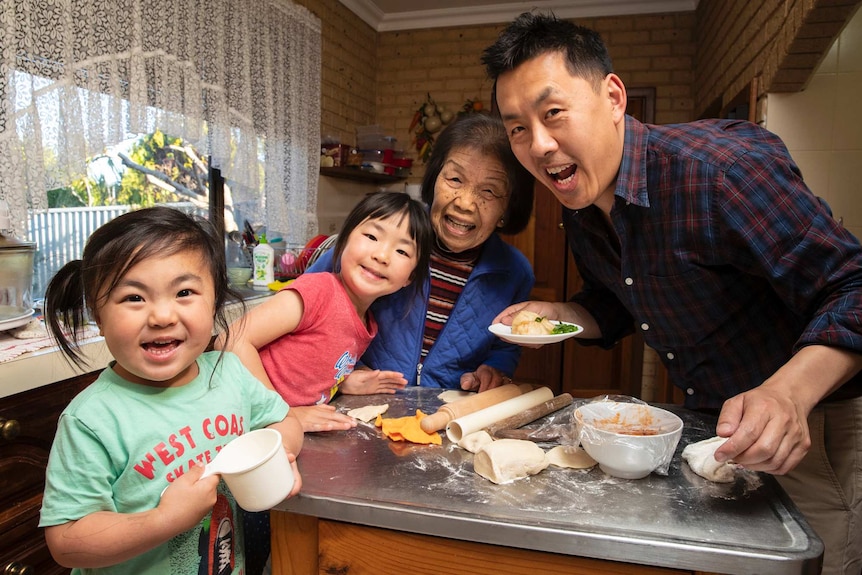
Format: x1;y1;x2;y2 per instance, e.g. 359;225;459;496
0;0;321;245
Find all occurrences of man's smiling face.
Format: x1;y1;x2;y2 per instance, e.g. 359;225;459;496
496;50;627;214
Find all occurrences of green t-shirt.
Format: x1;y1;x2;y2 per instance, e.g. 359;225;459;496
39;351;290;575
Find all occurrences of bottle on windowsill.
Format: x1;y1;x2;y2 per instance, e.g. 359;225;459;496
252;234;274;291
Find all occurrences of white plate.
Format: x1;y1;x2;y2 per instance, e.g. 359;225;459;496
488;321;583;345
0;307;35;332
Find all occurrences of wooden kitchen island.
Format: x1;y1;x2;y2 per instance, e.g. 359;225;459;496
271;388;822;575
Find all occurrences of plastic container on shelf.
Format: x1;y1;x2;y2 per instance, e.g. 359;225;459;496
358;149;384;162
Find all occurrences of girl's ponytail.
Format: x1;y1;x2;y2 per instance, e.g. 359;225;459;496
44;259;90;367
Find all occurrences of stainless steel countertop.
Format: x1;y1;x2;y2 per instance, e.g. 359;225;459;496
277;387;823;575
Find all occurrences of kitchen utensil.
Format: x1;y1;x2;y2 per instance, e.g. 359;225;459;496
446;387;555;442
0;201;36;318
0;306;35;331
493;427;562;442
227;267;252;286
574;400;683;479
419;383;528;433
486;393;573;438
200;428;294;512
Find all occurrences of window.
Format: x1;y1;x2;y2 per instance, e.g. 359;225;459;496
0;0;322;299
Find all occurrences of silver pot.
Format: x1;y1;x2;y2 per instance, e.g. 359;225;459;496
0;232;36;320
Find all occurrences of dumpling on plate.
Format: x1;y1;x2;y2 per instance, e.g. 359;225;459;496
511;310;555;335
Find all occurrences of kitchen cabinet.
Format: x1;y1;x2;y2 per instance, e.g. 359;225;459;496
0;371;97;575
273;513;697;575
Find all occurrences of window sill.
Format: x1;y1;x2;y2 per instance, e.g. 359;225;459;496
0;292;275;399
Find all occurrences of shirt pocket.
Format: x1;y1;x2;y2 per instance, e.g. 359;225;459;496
635;265;755;349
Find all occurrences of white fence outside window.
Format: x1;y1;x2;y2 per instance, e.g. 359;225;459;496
28;204;204;299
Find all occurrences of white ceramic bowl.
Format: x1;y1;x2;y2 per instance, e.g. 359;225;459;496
574;401;683;479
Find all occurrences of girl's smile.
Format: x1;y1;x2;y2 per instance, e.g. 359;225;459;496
338;214;419;317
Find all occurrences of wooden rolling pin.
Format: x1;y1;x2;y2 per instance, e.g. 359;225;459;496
419;383;530;433
446;387;554;442
485;393;573;438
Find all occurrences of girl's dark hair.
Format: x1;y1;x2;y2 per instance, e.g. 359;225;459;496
420;113;534;235
331;191;433;300
481;11;613;90
44;206;243;368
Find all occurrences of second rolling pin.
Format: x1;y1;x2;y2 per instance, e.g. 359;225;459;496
419;383;530;433
446;386;555;442
485;393;573;438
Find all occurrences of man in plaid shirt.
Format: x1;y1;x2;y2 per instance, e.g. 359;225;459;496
484;12;861;575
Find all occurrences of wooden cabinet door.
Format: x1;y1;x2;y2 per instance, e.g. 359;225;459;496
0;373;96;575
500;181;567;394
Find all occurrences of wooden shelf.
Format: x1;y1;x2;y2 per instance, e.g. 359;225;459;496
319;166;405;185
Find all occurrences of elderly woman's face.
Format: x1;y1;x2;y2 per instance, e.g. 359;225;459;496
430;147;509;253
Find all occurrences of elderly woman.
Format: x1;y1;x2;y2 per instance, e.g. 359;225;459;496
304;113;534;430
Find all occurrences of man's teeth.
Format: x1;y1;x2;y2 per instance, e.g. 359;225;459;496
547;164;576;183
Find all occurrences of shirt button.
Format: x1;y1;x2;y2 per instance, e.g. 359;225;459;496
625;277;634;285
640;323;649;331
666;352;675;360
686;388;694;396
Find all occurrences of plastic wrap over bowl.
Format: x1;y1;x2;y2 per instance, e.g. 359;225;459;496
574;399;683;479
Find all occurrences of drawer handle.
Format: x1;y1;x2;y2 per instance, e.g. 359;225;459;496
3;562;34;575
0;417;20;441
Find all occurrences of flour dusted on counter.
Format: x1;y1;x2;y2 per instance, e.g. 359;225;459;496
682;436;737;483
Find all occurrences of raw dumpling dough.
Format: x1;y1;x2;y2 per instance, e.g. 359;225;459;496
546;445;597;469
682;436;736;483
437;390;472;403
347;403;389;423
511;310;555;335
473;439;549;484
457;430;494;453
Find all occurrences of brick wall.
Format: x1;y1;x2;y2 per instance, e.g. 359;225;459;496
375;13;697;178
292;0;378;146
695;0;862;119
293;2;859;168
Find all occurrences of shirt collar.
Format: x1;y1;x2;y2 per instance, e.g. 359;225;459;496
614;115;650;208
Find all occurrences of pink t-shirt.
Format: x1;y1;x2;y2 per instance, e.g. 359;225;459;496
259;272;378;406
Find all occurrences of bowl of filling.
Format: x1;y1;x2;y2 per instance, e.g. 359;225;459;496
574;399;683;479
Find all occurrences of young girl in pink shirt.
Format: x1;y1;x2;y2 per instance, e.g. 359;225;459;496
219;191;432;432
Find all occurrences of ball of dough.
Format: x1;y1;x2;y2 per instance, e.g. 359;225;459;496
682;436;736;483
473;439;549;484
